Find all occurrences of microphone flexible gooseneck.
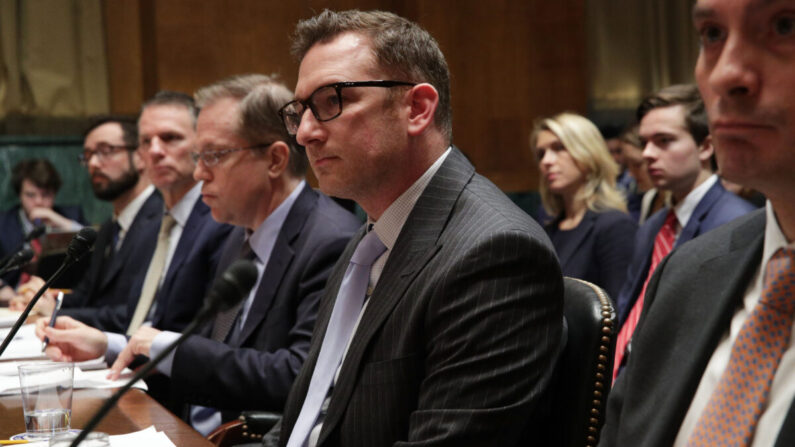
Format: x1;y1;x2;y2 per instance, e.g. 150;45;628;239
0;248;34;276
0;225;45;271
0;227;97;358
70;259;258;447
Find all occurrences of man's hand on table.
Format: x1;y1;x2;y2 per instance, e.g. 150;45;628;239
35;316;107;362
107;326;162;380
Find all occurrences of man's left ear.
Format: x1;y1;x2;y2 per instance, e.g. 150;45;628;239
698;135;715;162
267;142;290;178
406;83;439;137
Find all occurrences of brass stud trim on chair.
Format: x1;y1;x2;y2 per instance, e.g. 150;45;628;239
569;277;616;447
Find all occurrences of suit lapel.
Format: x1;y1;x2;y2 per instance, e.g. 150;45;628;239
651;213;764;440
152;197;206;324
554;211;596;268
677;181;723;247
618;210;666;323
232;186;316;346
317;147;474;444
775;402;795;446
92;220;118;293
99;192;162;291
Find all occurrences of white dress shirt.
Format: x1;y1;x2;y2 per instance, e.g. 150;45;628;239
669;174;719;241
114;185;156;250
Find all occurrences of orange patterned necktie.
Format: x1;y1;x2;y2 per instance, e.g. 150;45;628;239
687;247;795;446
614;210;677;379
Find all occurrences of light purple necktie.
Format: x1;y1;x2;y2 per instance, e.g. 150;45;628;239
286;230;386;447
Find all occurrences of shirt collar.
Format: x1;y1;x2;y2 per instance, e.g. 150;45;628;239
763;200;794;268
116;185;155;233
167;181;202;228
247;180;306;262
370;147;451;249
18;207;35;234
672;174;718;228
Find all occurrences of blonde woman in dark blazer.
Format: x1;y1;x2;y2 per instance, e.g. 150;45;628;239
532;112;638;300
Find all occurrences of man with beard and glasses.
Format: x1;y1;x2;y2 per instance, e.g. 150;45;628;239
12;116;164;319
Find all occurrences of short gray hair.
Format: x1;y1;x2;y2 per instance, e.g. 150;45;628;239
195;74;307;177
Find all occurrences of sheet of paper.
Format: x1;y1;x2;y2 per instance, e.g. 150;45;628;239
0;324;47;360
109;426;177;447
0;357;107;376
0;308;23;328
0;363;147;395
22;426;177;447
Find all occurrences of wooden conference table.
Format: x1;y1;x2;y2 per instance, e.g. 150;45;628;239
0;387;213;446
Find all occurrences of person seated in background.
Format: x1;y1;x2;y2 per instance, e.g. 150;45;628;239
11;116;163;318
532;112;637;300
0;158;85;300
38;74;360;435
613;83;756;379
617;125;663;223
603;125;636;197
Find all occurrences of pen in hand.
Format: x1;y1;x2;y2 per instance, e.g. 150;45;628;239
42;291;64;351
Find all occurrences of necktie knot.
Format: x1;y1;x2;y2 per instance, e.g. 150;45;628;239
160;213;177;236
350;230;386;267
761;247;795;313
662;208;677;231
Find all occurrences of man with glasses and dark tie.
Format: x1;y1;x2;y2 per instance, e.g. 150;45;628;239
12;116;163;319
261;10;563;447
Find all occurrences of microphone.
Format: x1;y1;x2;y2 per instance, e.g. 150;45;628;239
70;259;258;447
0;228;97;358
25;225;46;242
63;226;98;266
0;248;34;276
0;226;45;270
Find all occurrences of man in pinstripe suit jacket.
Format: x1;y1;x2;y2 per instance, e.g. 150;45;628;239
264;10;564;447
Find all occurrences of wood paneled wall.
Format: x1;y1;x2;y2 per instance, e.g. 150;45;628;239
103;0;587;192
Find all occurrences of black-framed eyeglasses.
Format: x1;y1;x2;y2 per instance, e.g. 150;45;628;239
78;143;135;166
190;143;273;167
278;80;417;136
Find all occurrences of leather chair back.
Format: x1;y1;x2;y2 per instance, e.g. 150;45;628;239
540;277;617;447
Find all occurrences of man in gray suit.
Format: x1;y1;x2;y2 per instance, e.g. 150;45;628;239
600;0;795;445
268;9;563;447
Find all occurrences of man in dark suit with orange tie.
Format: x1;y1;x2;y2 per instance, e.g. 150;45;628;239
600;0;795;445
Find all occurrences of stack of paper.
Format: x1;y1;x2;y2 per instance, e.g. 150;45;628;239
0;359;147;395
